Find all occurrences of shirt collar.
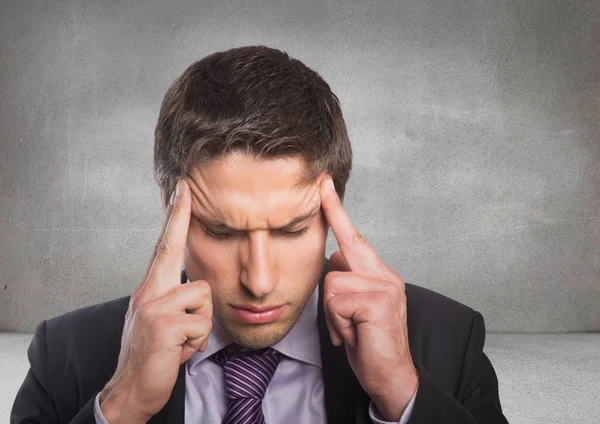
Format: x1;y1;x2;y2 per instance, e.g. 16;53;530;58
186;278;322;375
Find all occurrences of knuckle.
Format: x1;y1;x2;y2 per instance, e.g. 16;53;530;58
353;230;365;242
185;280;212;300
324;271;342;286
341;230;366;246
326;294;339;310
136;303;154;323
195;280;212;296
352;230;368;245
187;314;212;338
323;280;336;302
384;284;400;300
185;337;204;350
202;317;213;333
155;239;172;256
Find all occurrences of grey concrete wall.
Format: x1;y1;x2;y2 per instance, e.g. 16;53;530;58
1;0;598;333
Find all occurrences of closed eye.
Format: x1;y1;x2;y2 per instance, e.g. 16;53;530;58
203;227;310;240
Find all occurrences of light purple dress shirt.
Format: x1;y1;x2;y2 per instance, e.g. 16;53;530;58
94;282;417;423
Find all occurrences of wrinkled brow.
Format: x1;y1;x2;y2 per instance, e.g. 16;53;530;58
196;207;320;233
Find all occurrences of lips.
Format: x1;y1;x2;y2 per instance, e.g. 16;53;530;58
231;304;286;324
233;304;284;313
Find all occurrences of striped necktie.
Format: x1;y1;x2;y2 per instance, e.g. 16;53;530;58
210;345;282;424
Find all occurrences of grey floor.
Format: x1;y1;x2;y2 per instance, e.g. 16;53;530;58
1;333;599;423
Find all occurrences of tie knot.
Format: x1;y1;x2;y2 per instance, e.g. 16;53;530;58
210;346;282;400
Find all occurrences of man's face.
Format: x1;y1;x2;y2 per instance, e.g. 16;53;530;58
171;151;329;349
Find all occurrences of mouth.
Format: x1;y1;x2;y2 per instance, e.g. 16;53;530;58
230;304;286;324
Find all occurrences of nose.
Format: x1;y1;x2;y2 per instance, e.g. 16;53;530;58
240;231;278;298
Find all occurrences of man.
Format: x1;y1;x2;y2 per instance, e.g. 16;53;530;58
11;45;509;423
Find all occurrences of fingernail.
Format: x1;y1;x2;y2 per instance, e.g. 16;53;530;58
331;331;341;346
170;180;181;206
326;177;335;192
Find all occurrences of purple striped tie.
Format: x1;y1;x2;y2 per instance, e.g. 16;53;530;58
210;346;282;424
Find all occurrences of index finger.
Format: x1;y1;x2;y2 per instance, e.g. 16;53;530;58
319;177;382;275
141;178;192;299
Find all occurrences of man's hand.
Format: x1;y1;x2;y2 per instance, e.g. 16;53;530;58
320;176;419;422
99;179;213;423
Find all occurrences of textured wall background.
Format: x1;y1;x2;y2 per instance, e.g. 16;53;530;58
1;0;599;332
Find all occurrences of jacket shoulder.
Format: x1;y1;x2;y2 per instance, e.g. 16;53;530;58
405;282;476;327
40;297;131;405
44;295;131;348
404;282;482;394
17;296;131;418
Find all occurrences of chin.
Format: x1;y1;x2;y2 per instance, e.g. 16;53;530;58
220;318;296;349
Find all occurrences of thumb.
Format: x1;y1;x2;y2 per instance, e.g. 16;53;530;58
328;251;351;272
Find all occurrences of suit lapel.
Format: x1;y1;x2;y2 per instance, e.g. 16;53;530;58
317;259;371;424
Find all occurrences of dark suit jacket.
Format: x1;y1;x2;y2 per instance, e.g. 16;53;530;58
11;261;510;424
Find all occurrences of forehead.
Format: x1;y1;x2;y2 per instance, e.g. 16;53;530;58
187;151;321;228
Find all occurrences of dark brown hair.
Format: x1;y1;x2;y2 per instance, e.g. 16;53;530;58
154;45;352;207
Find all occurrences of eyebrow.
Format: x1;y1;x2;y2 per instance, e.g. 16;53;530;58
196;208;320;233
